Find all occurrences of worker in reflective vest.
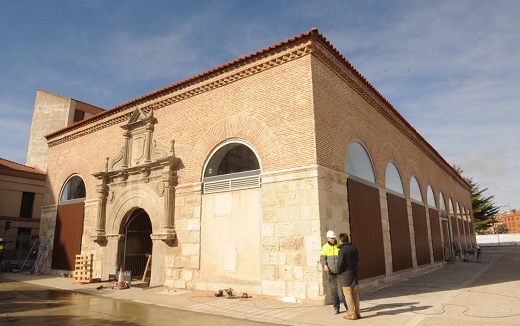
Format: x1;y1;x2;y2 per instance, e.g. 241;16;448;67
320;230;347;314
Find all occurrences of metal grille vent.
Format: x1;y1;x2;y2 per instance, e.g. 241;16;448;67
204;175;260;194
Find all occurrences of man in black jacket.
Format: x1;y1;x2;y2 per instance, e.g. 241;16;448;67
337;233;361;320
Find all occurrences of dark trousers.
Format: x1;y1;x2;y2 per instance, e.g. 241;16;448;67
328;273;347;310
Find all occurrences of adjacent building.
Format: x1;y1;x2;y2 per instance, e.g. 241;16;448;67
30;29;476;303
0;158;46;268
493;210;520;234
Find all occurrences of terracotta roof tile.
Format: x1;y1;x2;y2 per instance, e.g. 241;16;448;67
0;158;46;175
45;28;413;139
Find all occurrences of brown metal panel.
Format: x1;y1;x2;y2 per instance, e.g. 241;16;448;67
387;193;412;272
429;209;443;262
463;221;470;249
51;202;84;270
469;221;475;248
412;203;430;266
347;179;385;280
470;221;476;247
451;216;458;242
442;218;451;259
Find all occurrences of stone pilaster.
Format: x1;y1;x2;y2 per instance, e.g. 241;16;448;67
379;188;393;277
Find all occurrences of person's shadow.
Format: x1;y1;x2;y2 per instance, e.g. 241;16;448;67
359;302;433;318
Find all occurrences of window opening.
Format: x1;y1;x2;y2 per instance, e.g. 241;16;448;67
410;176;423;203
60;175;86;203
203;142;261;194
345;141;376;184
16;227;31;250
20;192;35;218
439;192;446;212
427;186;436;209
385;162;404;195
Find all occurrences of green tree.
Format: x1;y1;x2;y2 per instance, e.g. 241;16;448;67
453;165;499;234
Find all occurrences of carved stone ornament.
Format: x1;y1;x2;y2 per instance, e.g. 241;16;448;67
109;190;115;203
92;106;180;245
156;180;166;197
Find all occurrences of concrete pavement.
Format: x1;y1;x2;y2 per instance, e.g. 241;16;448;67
2;246;519;325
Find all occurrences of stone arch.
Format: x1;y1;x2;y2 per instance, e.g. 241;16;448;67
106;185;162;235
183;115;282;182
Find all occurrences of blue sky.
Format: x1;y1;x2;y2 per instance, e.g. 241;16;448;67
1;1;518;211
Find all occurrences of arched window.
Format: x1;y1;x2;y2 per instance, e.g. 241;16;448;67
410;176;423;203
456;203;462;219
427;186;436;209
449;199;455;216
203;141;261;194
59;175;86;203
345;141;375;184
439;192;446;212
385;162;404;195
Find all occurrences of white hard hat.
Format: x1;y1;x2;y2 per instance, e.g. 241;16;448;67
326;230;336;238
0;238;3;242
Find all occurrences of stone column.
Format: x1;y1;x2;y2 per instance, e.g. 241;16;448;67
144;122;153;163
378;188;393;277
95;182;108;234
424;206;434;264
163;170;176;230
407;198;417;268
91;173;109;244
122;130;131;168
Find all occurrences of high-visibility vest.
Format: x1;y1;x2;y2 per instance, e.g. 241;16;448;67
320;242;340;273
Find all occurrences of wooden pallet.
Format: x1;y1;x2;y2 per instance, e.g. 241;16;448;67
74;254;93;283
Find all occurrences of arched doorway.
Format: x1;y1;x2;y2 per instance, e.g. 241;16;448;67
345;141;385;280
200;141;262;285
119;208;152;279
52;175;86;271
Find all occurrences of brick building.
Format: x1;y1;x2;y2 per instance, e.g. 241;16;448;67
32;29;475;302
494;210;520;233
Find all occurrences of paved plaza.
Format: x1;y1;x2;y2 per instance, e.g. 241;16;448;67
2;246;519;325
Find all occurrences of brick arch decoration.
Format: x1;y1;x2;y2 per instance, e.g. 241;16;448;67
45;156;96;206
106;186;162;235
182;115;282;182
405;158;423;202
330;116;380;186
378;141;407;193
